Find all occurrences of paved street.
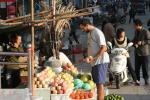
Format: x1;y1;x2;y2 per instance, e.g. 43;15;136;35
71;9;150;100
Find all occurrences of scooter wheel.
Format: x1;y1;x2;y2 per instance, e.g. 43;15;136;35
115;75;120;89
119;17;126;24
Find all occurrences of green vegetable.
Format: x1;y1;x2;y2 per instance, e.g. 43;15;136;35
104;94;125;100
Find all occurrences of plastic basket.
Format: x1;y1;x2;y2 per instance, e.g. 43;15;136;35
50;94;70;100
50;89;73;100
69;90;97;100
0;89;30;100
32;96;43;100
70;97;96;100
35;88;50;100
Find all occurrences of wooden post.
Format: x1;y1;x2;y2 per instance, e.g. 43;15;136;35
31;0;35;96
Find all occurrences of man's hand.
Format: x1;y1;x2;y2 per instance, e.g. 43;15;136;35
85;56;94;63
137;41;142;45
135;44;138;48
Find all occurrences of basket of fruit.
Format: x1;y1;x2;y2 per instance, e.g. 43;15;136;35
69;89;96;100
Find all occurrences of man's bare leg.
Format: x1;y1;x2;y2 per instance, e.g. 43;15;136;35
97;84;105;100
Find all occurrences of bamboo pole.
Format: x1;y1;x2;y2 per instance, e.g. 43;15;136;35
1;5;99;23
3;10;51;23
31;0;35;96
34;12;92;23
0;12;92;26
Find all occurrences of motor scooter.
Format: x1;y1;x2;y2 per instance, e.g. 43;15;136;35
107;42;133;89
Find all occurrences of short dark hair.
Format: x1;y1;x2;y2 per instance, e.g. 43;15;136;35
78;18;92;26
116;28;125;39
134;19;143;26
10;33;21;43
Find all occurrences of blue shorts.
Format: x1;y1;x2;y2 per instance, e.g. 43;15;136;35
91;63;108;84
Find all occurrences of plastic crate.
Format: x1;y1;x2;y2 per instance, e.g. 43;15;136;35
0;89;30;100
50;94;70;100
35;88;50;100
70;97;96;100
50;89;73;100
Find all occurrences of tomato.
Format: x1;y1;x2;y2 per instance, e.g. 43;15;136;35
74;95;80;99
70;93;75;99
88;92;93;98
84;95;89;99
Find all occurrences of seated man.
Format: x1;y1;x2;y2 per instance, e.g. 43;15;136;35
4;33;27;88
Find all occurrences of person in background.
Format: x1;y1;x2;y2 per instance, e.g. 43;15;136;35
129;6;136;24
4;33;27;88
149;1;150;11
147;19;150;31
133;19;150;85
69;18;80;44
101;19;115;43
79;18;109;100
109;28;140;85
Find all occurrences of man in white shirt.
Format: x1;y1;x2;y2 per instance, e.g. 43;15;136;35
79;18;109;100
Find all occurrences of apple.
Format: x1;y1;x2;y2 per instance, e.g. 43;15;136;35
56;86;62;90
57;89;63;94
36;81;40;85
70;65;75;69
62;89;67;94
51;89;57;94
53;82;59;87
61;82;67;88
51;87;56;91
67;63;72;67
80;75;89;82
85;56;93;63
89;56;93;61
85;57;90;63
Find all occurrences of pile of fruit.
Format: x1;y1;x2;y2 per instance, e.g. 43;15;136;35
104;94;125;100
70;89;94;100
63;63;78;77
34;67;56;88
74;74;95;90
50;72;74;94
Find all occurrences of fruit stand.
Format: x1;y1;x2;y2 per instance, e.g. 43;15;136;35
34;62;97;100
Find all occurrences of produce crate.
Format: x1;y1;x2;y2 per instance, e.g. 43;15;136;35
35;88;50;100
71;97;96;100
50;89;73;100
0;89;30;100
50;94;70;100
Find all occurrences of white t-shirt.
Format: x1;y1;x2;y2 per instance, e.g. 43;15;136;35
59;52;72;66
87;27;110;65
46;52;72;67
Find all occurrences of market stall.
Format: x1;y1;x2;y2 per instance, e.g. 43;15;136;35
0;0;102;100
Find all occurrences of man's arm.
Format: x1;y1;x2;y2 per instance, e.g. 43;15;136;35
141;30;150;45
94;45;107;60
137;29;150;46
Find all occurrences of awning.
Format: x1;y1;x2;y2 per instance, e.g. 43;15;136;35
0;0;16;2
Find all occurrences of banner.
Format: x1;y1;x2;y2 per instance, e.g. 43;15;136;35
0;0;16;1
